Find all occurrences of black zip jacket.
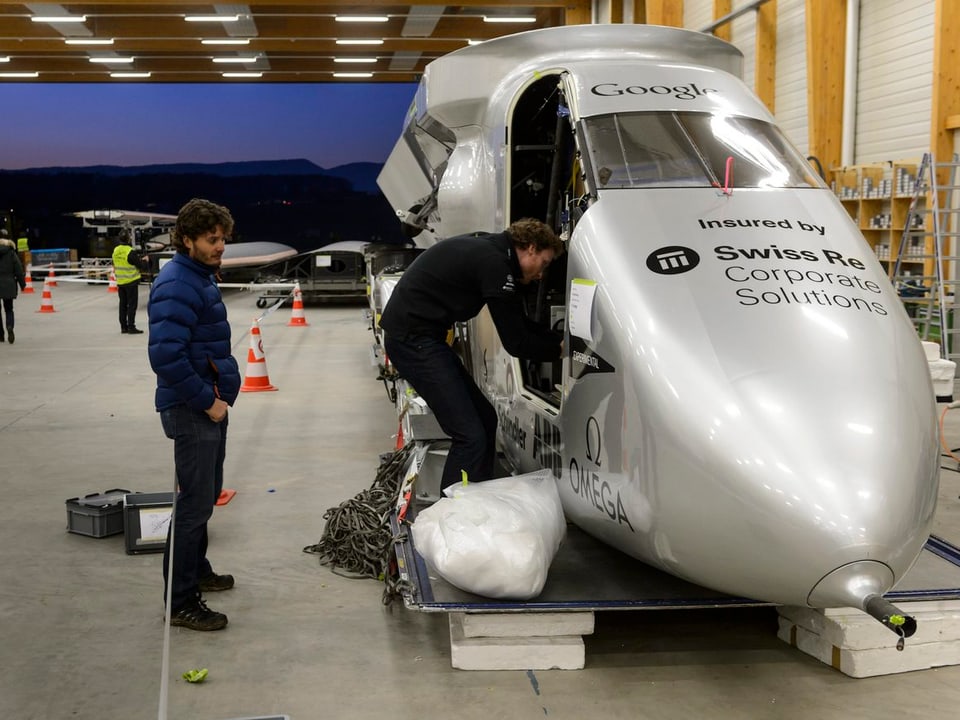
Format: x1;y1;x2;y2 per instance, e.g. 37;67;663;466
379;231;561;361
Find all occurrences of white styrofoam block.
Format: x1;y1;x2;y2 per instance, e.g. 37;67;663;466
930;359;955;379
457;611;595;638
778;617;960;678
779;602;960;651
449;614;585;670
922;341;940;362
929;359;956;396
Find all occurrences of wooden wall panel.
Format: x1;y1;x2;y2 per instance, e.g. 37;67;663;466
713;0;732;40
646;0;684;27
755;0;777;113
805;0;846;171
931;0;960;169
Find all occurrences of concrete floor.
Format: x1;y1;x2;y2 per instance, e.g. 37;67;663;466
3;278;960;720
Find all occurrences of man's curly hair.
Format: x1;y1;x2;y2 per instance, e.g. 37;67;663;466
172;198;235;253
508;218;565;256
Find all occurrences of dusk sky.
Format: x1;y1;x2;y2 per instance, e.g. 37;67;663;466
0;82;417;170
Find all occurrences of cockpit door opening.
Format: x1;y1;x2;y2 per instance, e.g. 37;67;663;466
506;73;577;408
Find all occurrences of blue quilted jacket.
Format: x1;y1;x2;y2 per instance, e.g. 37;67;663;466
148;252;240;412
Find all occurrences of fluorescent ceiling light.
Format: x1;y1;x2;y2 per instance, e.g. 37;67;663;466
65;38;114;46
333;72;373;78
185;15;240;22
335;39;384;45
222;71;262;78
467;39;485;46
333;57;377;63
335;15;388;23
201;39;250;45
0;72;40;78
212;56;259;63
31;15;86;23
0;56;9;62
483;16;536;23
111;72;151;78
89;57;135;64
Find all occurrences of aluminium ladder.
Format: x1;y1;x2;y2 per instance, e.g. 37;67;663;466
891;153;960;364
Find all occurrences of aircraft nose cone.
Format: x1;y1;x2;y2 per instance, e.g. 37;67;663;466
806;560;894;609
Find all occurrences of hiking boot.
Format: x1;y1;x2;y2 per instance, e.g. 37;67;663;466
7;328;14;344
128;327;144;334
170;597;228;631
199;572;235;592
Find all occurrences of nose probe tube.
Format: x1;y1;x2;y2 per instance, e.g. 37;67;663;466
864;594;917;639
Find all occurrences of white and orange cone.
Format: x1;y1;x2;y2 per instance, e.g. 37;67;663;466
46;263;57;287
240;320;278;392
107;271;118;294
22;267;35;294
36;278;56;313
286;282;309;327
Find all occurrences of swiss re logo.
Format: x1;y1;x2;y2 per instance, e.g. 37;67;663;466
646;246;700;275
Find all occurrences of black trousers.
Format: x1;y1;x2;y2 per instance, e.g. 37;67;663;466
160;404;227;610
384;333;498;490
0;297;13;330
117;281;139;330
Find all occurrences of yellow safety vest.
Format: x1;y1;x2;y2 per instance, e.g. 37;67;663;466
17;236;29;252
112;245;141;285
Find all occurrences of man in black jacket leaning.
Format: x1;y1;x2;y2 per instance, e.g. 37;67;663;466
380;218;564;492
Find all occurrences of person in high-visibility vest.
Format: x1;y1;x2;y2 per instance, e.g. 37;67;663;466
111;230;145;334
16;234;29;253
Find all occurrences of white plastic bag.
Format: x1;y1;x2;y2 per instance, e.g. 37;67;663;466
410;470;566;599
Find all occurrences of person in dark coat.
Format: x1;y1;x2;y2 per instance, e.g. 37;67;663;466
0;236;26;344
148;198;240;632
379;218;564;491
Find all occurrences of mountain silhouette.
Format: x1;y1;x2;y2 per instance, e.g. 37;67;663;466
1;158;383;194
0;159;402;254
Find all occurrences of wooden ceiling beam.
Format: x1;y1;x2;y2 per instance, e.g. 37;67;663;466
0;71;424;82
10;1;570;7
0;1;565;82
0;38;468;53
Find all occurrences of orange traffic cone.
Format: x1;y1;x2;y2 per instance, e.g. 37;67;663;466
240;320;278;392
107;271;118;294
46;263;57;287
37;278;56;313
22;267;35;294
286;282;309;327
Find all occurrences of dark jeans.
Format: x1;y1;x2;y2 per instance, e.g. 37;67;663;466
384;334;497;490
160;403;227;610
0;297;13;330
117;281;139;330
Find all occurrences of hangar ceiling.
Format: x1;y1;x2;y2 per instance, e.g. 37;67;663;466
0;1;580;82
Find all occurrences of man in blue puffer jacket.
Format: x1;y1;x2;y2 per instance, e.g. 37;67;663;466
148;198;240;632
